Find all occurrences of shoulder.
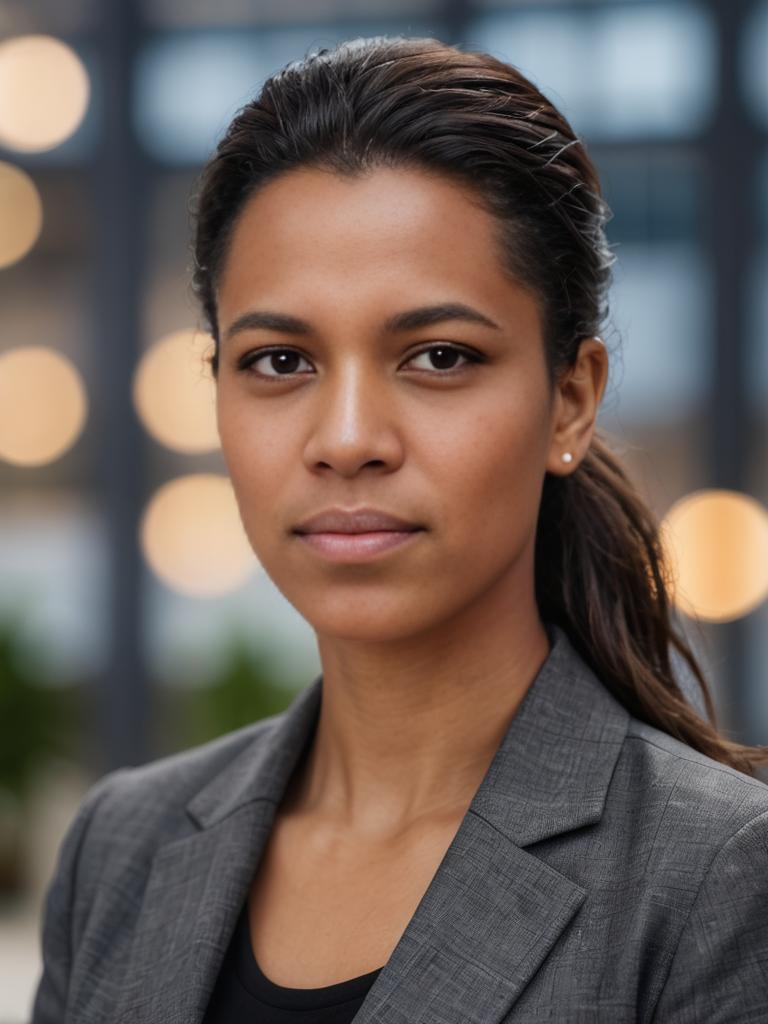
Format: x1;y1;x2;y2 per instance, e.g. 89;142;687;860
650;801;768;1021
620;722;768;1018
111;712;278;792
611;715;768;874
33;712;292;1021
591;717;768;1017
623;715;768;817
61;709;288;887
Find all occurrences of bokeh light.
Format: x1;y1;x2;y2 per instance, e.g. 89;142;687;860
133;328;218;453
0;346;87;466
0;34;90;152
661;489;768;622
0;161;43;269
140;473;256;596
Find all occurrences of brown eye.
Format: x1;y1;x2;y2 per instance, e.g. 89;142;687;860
238;348;314;379
405;344;485;373
236;342;485;381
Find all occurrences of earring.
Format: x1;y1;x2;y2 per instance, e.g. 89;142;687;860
561;452;573;464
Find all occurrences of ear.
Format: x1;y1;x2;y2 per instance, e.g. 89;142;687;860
546;337;609;476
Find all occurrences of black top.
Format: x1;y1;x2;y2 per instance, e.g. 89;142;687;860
201;901;384;1023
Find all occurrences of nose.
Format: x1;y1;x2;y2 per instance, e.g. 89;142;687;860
301;362;404;478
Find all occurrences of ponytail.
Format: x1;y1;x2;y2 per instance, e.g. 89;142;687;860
536;432;768;776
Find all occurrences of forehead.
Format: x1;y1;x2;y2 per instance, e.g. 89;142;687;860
217;164;539;332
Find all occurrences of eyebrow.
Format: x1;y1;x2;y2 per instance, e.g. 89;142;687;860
222;302;502;344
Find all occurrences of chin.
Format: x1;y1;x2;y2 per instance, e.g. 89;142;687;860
306;604;442;645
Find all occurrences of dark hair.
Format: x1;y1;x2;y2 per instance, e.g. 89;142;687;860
191;35;768;775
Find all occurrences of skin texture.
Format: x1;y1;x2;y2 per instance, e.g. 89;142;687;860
215;165;609;843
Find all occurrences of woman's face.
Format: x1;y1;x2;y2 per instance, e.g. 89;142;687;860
215;165;570;642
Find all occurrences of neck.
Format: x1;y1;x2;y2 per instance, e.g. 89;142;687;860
288;588;551;840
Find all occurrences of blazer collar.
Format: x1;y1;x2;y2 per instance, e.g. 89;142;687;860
186;620;630;847
114;623;630;1024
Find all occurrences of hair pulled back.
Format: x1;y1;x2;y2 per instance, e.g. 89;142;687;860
191;35;768;775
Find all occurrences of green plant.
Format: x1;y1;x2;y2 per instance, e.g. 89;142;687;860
0;613;80;799
0;612;83;897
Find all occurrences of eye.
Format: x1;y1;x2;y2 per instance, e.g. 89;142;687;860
237;348;314;379
236;343;485;380
405;344;484;373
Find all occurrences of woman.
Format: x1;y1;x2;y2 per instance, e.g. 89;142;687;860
32;35;768;1024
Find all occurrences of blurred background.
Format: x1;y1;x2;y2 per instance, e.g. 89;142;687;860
1;0;767;1019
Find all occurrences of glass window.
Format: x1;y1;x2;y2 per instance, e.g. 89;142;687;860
468;2;715;139
600;241;711;429
586;151;710;430
741;0;768;127
0;0;95;34
143;0;439;29
134;30;267;164
598;149;703;243
747;150;768;416
749;247;768;415
745;213;768;743
134;21;435;163
0;497;108;680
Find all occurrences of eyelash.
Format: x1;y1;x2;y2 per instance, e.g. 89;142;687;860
235;343;486;381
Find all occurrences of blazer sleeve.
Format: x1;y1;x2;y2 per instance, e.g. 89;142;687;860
29;769;125;1024
650;808;768;1023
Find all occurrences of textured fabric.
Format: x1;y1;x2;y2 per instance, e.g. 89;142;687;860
201;899;382;1022
30;622;768;1023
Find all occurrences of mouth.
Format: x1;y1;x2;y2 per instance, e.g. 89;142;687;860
292;505;425;536
294;527;425;562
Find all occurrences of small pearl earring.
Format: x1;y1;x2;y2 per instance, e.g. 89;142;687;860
561;452;573;464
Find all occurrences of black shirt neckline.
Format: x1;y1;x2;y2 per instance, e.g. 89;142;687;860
233;902;385;1009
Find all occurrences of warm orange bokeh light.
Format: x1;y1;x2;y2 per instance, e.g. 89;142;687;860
133;328;218;453
661;489;768;622
0;161;43;269
140;474;256;597
0;346;87;466
0;34;90;152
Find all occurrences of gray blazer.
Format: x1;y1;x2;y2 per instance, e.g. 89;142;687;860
31;623;768;1023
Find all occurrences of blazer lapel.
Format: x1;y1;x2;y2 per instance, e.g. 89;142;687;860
353;622;631;1024
114;677;324;1024
114;801;275;1023
353;814;587;1024
115;622;630;1024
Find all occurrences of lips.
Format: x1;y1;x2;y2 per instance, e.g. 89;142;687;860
293;506;424;535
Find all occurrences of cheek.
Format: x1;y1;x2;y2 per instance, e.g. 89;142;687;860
216;395;292;527
423;398;547;525
420;405;547;612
